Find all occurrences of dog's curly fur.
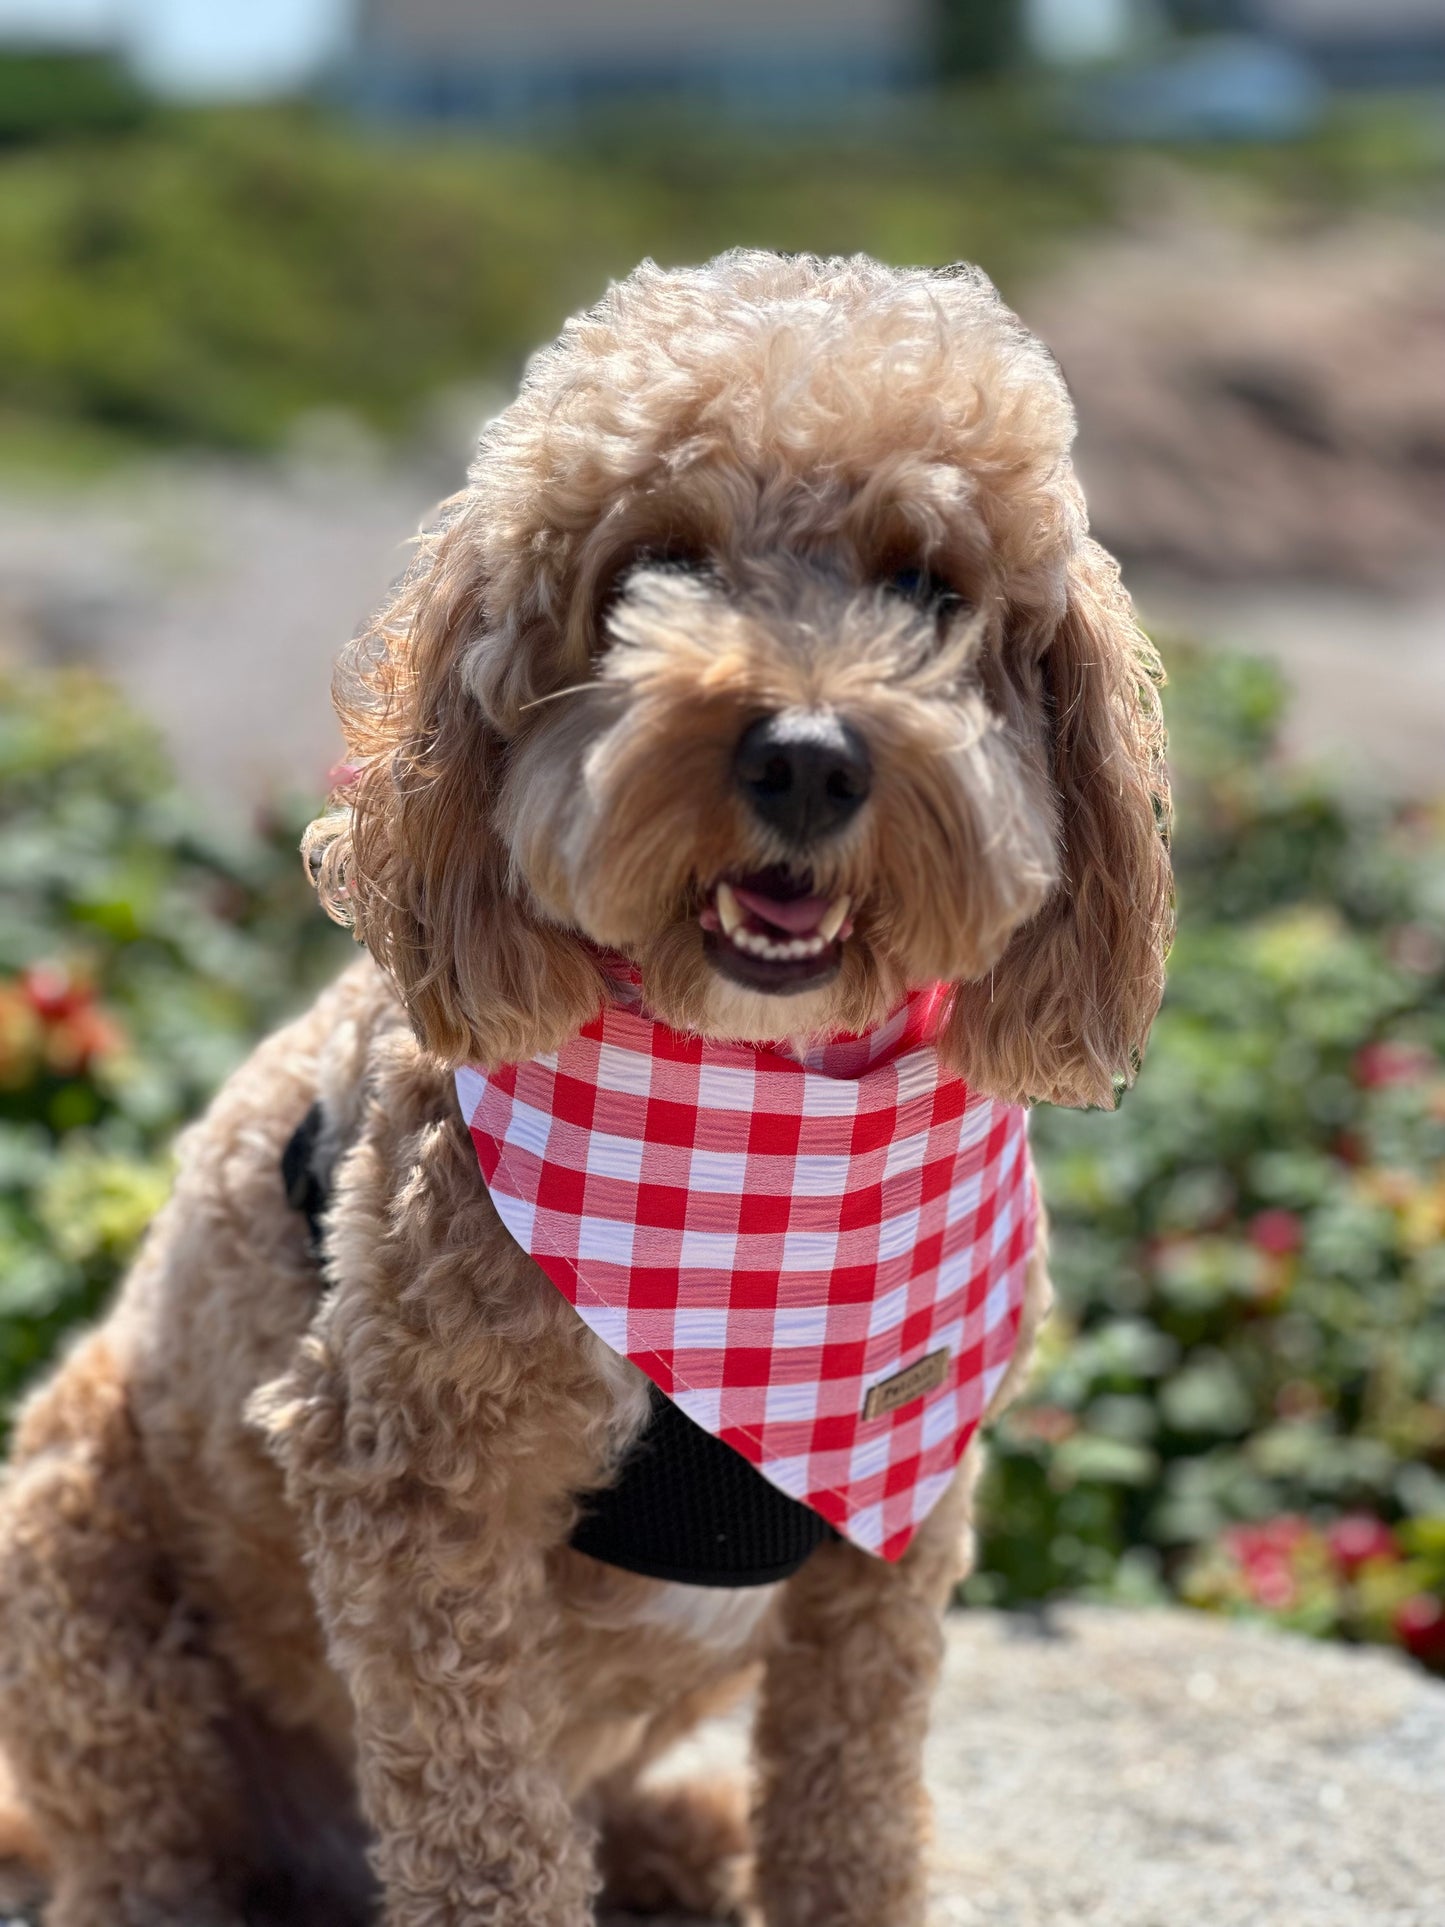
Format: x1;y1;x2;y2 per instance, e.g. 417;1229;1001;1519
0;252;1170;1927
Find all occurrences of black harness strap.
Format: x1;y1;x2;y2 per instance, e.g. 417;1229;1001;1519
281;1106;832;1587
281;1102;330;1251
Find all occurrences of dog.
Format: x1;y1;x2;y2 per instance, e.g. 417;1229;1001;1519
0;251;1171;1927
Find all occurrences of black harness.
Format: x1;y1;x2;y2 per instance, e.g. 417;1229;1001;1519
282;1105;832;1588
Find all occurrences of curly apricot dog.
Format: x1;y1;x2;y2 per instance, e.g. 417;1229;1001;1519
0;252;1170;1927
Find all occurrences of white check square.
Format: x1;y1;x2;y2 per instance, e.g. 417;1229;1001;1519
791;1152;853;1197
679;1228;742;1270
595;1041;656;1097
585;1129;648;1184
769;1299;833;1350
696;1061;756;1112
765;1379;823;1423
780;1227;840;1273
672;1305;731;1349
687;1144;749;1194
576;1213;634;1264
876;1206;921;1262
502;1096;555;1162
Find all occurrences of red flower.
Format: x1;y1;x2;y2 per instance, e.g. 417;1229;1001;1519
43;1004;124;1076
16;964;125;1072
1225;1515;1310;1569
1221;1515;1319;1612
1354;1041;1434;1089
1394;1595;1445;1668
1326;1514;1397;1577
1246;1554;1299;1611
20;962;91;1024
1249;1208;1304;1258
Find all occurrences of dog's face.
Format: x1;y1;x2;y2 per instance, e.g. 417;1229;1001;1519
310;253;1171;1106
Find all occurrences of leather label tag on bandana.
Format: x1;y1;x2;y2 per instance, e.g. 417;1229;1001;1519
862;1347;951;1421
455;982;1036;1563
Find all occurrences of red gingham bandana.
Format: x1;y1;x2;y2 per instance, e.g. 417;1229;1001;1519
454;978;1036;1562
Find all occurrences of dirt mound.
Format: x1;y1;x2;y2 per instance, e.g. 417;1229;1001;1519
1023;217;1445;586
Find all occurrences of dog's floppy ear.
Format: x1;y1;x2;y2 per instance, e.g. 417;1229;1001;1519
943;536;1172;1108
304;502;603;1069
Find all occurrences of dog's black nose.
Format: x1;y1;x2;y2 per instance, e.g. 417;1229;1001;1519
733;711;872;844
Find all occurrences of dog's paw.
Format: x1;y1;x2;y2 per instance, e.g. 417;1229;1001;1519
597;1776;754;1923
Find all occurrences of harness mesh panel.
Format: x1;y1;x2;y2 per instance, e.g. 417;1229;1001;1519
570;1383;834;1587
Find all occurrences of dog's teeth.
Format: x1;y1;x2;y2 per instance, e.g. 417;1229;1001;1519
716;901;836;965
716;881;743;938
725;927;832;964
818;895;851;943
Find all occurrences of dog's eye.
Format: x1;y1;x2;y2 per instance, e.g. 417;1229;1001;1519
632;542;710;579
596;543;711;640
882;566;967;616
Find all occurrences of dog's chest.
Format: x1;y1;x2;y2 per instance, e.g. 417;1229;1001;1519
625;1578;783;1653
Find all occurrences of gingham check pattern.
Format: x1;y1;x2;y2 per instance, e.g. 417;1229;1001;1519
455;980;1036;1561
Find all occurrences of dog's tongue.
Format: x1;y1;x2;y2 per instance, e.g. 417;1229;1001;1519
733;885;833;936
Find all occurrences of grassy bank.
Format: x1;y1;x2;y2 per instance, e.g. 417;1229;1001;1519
0;90;1439;458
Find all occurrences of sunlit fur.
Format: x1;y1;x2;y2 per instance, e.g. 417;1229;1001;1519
309;251;1171;1104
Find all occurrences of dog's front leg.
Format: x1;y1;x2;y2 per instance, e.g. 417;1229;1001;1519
751;1460;977;1927
268;1354;600;1927
297;1476;593;1927
257;1114;623;1927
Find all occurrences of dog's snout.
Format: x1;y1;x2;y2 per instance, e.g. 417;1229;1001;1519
733;711;872;844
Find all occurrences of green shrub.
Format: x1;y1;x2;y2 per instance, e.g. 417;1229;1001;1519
970;648;1445;1668
0;95;1436;456
0;664;349;1402
0;52;148;148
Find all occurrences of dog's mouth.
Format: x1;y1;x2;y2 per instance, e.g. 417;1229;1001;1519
698;866;854;995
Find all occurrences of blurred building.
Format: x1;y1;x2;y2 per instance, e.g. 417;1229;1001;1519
1074;0;1445;141
1161;1;1445;83
1258;0;1445;85
345;0;930;120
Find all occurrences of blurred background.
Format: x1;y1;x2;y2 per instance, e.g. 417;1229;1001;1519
1;0;1443;1675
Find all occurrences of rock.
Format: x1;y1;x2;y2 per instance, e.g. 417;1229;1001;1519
639;1604;1445;1927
